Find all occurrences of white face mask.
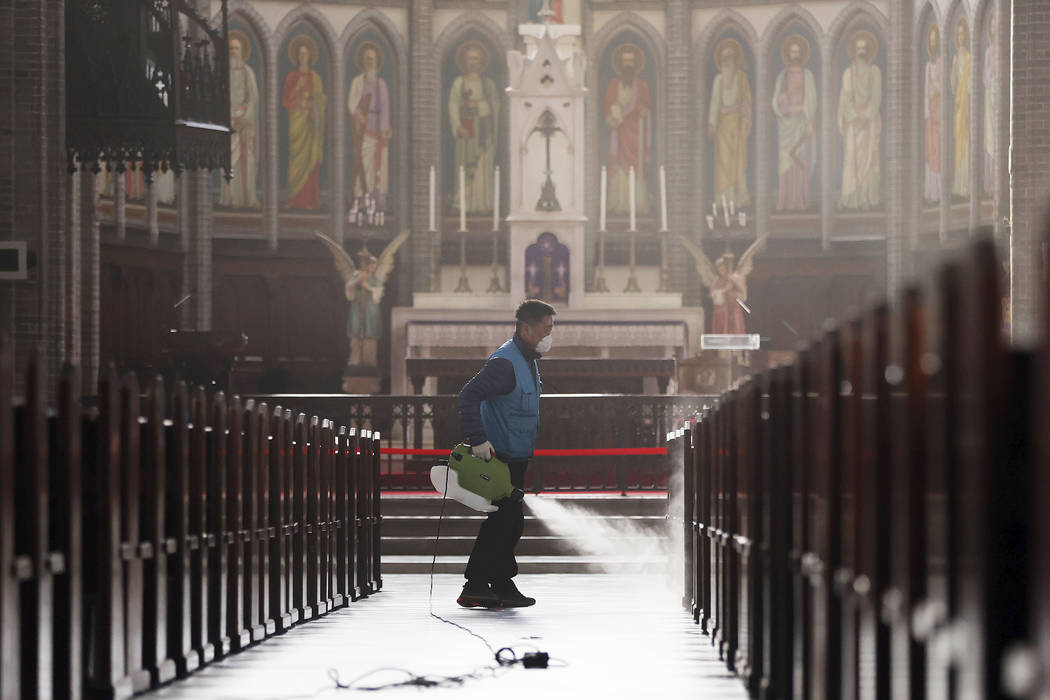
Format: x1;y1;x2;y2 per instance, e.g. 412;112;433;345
535;335;553;354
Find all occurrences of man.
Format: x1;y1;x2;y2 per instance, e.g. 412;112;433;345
772;35;816;211
347;42;391;219
222;32;261;209
283;37;326;210
455;299;555;608
603;43;651;214
708;39;752;208
449;42;499;214
838;32;882;210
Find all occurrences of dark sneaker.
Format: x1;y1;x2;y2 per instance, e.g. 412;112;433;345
492;580;535;608
457;581;501;609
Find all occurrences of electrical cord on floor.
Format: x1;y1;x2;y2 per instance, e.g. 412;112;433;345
324;458;560;692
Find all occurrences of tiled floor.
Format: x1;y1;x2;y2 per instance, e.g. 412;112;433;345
146;574;747;700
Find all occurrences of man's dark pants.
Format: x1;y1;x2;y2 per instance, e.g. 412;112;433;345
464;460;528;584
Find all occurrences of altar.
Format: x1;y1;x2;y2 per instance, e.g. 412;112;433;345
389;15;699;395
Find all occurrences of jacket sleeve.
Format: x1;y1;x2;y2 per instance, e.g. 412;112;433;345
457;357;516;446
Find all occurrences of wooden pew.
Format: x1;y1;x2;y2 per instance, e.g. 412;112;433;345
14;353;54;698
952;240;1033;699
225;398;250;651
835;320;862;700
760;366;793;700
305;416;323;617
268;406;294;632
165;381;200;677
696;405;711;636
735;380;762;693
679;424;695;615
253;402;276;638
292;414;311;621
347;428;363;601
886;286;927;700
334;426;351;606
356;429;374;598
240;399;263;643
188;386;215;667
856;306;891;700
0;342;15;698
370;431;383;592
140;377;176;685
790;347;813;700
206;392;232;658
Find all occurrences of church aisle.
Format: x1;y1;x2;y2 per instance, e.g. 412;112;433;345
145;574;747;699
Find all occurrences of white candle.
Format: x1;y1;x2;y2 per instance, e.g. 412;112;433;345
706;214;715;231
428;166;436;231
721;194;728;216
492;165;500;232
599;166;607;232
729;199;735;217
723;200;730;227
739;211;747;227
628;166;636;232
712;201;717;217
459;166;467;232
659;165;668;232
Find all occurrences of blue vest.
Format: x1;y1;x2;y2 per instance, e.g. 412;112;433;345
480;339;542;460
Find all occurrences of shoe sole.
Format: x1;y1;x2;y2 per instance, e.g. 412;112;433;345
496;599;535;608
457;596;503;609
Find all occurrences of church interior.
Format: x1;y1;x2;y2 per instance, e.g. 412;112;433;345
2;0;1050;697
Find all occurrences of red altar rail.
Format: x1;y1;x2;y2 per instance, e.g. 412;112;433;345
670;235;1045;700
245;394;714;493
0;353;380;699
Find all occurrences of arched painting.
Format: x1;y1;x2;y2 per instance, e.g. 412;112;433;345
770;25;821;213
217;17;264;210
949;12;972;206
833;19;885;212
279;23;331;213
705;28;754;213
442;32;505;218
346;28;398;228
981;4;998;202
599;31;658;220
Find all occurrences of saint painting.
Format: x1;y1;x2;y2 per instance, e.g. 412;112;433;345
924;23;942;205
708;38;752;208
983;12;997;197
951;17;971;199
603;42;652;214
448;40;500;215
772;34;817;211
347;40;391;222
837;30;882;210
282;34;327;210
221;29;261;209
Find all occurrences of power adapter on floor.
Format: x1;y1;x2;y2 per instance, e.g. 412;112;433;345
522;652;549;669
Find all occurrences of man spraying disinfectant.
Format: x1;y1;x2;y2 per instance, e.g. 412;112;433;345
450;299;555;608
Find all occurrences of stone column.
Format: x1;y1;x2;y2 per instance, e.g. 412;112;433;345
265;40;280;249
753;37;771;246
410;0;438;290
939;12;951;243
820;38;834;249
332;53;347;244
78;169;101;391
115;173;127;241
147;178;160;245
994;0;1009;247
1009;0;1050;345
886;0;914;293
180;172;214;330
665;0;692;299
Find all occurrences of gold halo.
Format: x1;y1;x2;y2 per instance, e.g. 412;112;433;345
780;34;811;67
287;33;319;67
455;40;490;75
714;37;746;71
354;40;383;73
926;23;940;59
955;16;970;47
846;29;879;62
229;29;252;62
611;42;646;77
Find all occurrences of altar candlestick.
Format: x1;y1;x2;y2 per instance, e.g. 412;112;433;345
492;166;500;231
659;165;668;232
712;201;717;217
428;166;436;231
458;166;467;232
599;166;607;232
729;199;735;217
628;166;636;232
723;199;730;227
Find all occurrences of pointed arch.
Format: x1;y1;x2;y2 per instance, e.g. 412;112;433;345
825;1;889;50
589;11;667;80
273;4;340;59
760;6;825;66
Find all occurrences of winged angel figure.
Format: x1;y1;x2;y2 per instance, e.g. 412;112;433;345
677;234;767;335
315;230;410;367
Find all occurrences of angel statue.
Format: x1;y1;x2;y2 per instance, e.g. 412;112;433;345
677;234;767;335
315;230;410;368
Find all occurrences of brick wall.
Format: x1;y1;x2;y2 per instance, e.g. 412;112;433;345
1010;0;1050;345
0;0;68;395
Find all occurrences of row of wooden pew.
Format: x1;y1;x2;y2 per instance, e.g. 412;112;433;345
0;356;382;699
671;237;1047;699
